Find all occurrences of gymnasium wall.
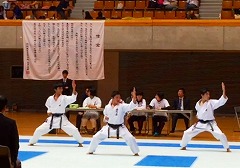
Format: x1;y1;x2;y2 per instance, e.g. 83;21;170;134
1;20;240;113
118;51;240;114
1;49;240;114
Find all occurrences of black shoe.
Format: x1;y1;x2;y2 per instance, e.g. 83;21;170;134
170;130;175;133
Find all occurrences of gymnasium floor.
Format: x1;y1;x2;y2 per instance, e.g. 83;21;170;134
19;136;240;168
6;112;240;168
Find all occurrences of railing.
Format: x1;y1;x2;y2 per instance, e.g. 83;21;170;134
2;19;240;26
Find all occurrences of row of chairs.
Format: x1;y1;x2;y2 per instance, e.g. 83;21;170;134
221;0;240;19
12;0;74;9
94;0;190;10
221;10;234;19
222;0;240;9
5;10;60;19
91;10;190;19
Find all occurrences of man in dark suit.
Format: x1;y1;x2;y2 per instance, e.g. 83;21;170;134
0;95;21;168
170;88;191;133
60;70;73;119
60;70;73;96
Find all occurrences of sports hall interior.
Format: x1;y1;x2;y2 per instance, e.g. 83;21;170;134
1;19;240;142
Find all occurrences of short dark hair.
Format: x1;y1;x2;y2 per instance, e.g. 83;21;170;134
136;91;143;96
62;70;68;75
111;91;121;98
129;87;135;93
156;92;164;100
89;87;97;97
54;83;63;90
200;88;210;95
0;95;8;112
178;88;186;94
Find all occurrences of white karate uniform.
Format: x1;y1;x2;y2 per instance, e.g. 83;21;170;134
88;100;140;154
131;99;147;116
149;98;170;117
82;96;102;119
29;93;84;144
181;95;229;149
83;96;102;108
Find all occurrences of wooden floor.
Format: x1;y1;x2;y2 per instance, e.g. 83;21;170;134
4;111;240;142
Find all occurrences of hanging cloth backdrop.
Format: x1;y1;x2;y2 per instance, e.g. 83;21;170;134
22;20;105;80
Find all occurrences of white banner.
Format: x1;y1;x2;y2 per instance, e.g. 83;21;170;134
22;20;105;80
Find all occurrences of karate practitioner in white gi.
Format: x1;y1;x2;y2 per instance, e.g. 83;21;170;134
29;81;84;147
88;89;140;155
180;82;230;152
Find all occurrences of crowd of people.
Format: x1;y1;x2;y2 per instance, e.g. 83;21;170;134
0;69;231;167
0;0;73;20
0;0;200;20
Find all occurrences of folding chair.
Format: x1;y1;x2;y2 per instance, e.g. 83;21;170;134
144;10;154;18
133;10;143;18
233;0;240;9
178;1;187;10
221;10;234;19
124;1;135;10
222;1;233;10
135;1;147;10
234;106;240;132
0;145;13;168
94;1;104;10
104;1;115;10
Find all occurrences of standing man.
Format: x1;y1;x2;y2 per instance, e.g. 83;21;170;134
60;70;72;120
60;70;72;96
180;82;230;152
56;0;71;19
29;81;84;147
0;95;21;168
171;88;191;133
88;89;139;156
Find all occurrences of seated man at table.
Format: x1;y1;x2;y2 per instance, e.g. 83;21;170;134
80;87;102;134
148;92;171;136
170;88;191;133
128;91;147;135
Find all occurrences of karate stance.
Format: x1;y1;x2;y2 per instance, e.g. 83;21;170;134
29;81;84;147
180;82;230;152
88;90;140;155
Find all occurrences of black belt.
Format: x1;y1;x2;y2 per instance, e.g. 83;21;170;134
198;119;214;124
193;119;214;131
108;123;123;139
49;113;64;129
